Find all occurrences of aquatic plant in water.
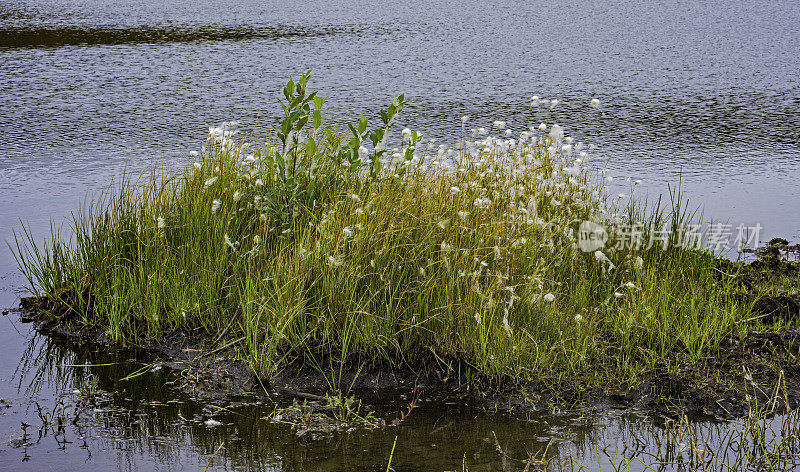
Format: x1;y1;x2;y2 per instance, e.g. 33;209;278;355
12;71;768;398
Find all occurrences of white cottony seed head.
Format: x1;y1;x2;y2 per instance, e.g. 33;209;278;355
223;234;235;251
549;124;564;142
634;256;644;269
327;255;343;267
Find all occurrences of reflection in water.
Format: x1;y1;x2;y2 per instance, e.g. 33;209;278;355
3;323;798;471
0;24;383;49
0;321;646;470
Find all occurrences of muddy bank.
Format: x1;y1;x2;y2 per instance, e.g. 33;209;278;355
14;239;800;421
14;307;800;421
735;237;800;323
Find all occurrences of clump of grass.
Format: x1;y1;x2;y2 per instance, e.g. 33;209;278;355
12;71;757;395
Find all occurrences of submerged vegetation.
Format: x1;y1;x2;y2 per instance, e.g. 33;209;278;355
445;401;800;471
12;72;799;402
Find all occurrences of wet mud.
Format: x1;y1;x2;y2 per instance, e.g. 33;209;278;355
16;239;800;422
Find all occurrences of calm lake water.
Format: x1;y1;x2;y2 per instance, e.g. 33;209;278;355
0;313;703;471
1;0;799;469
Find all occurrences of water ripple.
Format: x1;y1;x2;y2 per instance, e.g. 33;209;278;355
0;23;383;48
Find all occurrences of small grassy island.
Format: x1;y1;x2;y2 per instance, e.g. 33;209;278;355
13;72;800;415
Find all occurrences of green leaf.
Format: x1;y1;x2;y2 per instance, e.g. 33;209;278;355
369;128;384;147
283;79;295;101
290;95;303;108
296;115;309;130
313;110;322;130
298;70;311;89
281;116;293;136
306;135;317;157
358;113;367;135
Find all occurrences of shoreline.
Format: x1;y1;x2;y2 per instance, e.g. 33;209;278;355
9;75;800;425
17;280;800;421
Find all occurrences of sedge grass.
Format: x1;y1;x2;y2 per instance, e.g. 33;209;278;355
11;72;768;397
